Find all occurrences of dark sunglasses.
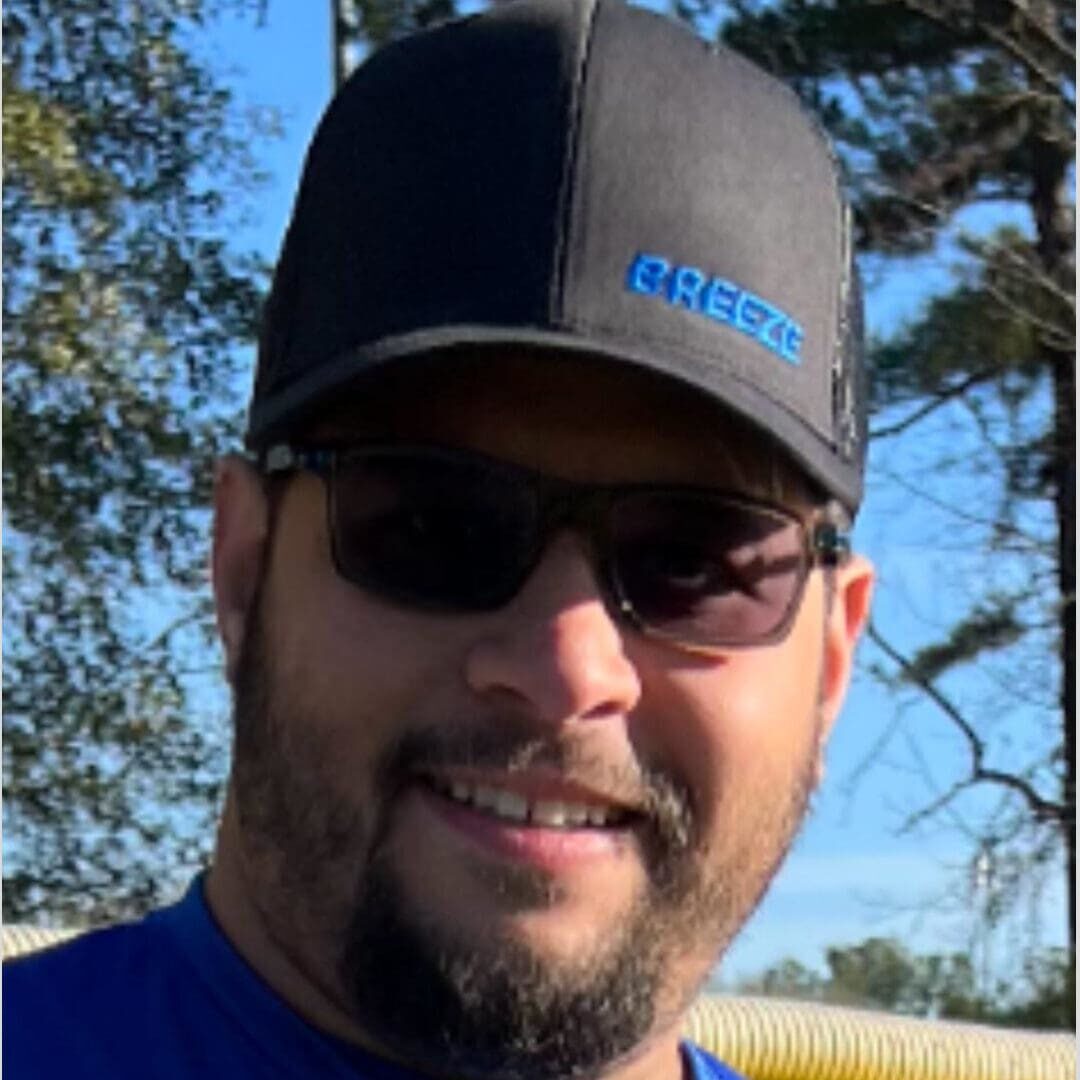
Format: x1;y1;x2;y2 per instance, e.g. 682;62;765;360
261;441;849;654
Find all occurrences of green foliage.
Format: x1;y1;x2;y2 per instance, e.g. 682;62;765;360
747;957;825;1000
1006;947;1076;1030
901;599;1024;686
740;938;1075;1029
719;1;1074;256
2;0;268;923
825;936;925;1012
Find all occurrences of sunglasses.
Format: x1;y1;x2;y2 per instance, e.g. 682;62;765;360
261;441;849;654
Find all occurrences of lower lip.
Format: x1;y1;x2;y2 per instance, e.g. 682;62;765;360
416;784;632;871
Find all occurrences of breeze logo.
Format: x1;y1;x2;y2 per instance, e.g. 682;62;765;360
625;252;803;365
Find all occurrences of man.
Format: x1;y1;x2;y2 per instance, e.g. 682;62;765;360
7;0;874;1077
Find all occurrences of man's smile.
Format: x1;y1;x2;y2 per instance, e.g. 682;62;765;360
419;767;643;825
409;770;645;873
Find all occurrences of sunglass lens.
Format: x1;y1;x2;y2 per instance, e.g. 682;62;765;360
331;450;538;610
610;494;806;645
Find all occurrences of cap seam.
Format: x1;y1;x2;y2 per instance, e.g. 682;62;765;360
782;77;851;461
548;0;603;324
833;205;855;461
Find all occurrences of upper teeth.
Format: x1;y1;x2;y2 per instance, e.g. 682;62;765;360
437;780;623;828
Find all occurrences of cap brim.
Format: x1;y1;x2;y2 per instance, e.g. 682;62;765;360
245;325;863;510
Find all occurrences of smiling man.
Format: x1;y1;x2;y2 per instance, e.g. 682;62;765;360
7;1;873;1078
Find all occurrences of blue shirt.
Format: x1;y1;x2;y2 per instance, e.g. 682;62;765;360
5;877;744;1079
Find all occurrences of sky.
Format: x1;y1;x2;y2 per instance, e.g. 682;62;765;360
194;1;1067;987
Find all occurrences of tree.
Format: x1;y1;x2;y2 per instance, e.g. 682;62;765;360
740;937;1075;1028
3;0;269;923
702;0;1074;958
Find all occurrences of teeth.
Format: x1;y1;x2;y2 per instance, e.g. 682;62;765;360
435;780;620;829
531;801;567;827
494;789;530;823
473;785;499;812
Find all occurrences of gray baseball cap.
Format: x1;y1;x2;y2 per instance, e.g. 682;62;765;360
248;0;867;510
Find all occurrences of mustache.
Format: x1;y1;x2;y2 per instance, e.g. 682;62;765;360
377;720;696;853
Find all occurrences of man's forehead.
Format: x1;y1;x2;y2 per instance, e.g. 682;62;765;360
306;346;814;498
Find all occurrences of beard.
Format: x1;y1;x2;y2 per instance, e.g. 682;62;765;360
230;586;819;1080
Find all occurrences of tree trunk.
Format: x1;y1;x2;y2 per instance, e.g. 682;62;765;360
1051;345;1075;959
1030;124;1075;960
332;0;349;91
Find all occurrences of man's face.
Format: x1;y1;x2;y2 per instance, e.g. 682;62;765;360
212;353;872;1079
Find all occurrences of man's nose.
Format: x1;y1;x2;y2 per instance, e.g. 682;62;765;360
463;533;643;725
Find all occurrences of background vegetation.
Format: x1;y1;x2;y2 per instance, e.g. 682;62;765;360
3;0;268;921
736;935;1073;1029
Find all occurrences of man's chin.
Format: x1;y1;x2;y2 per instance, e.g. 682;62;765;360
392;846;653;960
422;902;641;994
338;851;668;1080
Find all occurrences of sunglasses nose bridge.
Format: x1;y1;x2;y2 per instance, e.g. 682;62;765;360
530;483;628;625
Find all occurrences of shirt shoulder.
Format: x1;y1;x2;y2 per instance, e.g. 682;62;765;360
3;881;426;1080
682;1039;749;1080
5;917;182;1079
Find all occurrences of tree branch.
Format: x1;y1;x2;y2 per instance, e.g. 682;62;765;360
965;233;1078;311
875;467;1052;553
895;0;1073;93
867;621;1066;825
870;370;996;438
980;277;1075;352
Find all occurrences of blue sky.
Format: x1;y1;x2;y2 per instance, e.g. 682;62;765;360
196;2;1066;986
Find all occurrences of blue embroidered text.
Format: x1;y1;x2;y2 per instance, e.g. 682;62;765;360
626;252;803;365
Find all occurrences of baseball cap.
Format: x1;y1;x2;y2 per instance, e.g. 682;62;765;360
248;0;867;511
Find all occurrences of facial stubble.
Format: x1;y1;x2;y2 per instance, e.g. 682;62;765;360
229;587;819;1080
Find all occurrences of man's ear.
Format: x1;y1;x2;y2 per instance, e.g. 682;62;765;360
815;554;875;782
211;455;270;685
